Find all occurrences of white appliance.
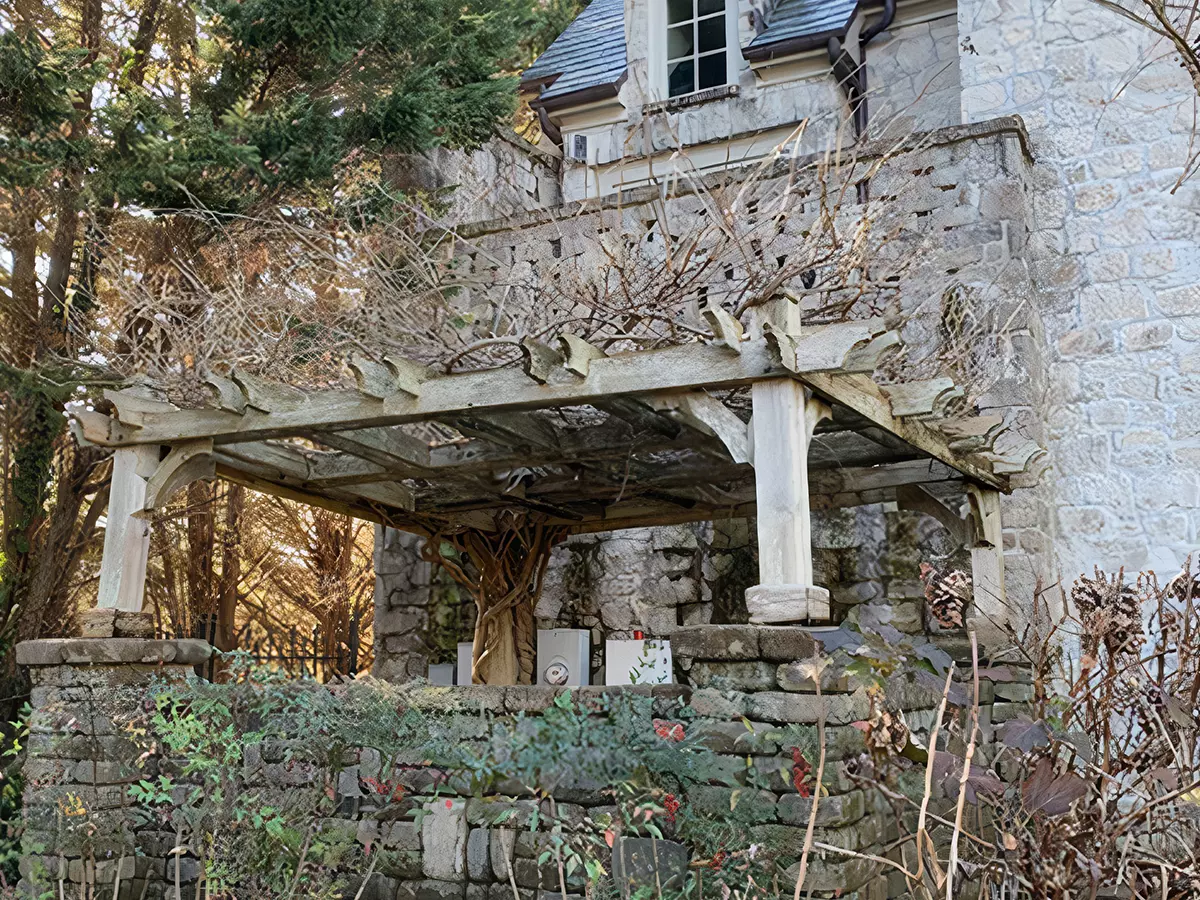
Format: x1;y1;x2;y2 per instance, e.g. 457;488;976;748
457;642;474;686
537;629;591;686
606;639;674;686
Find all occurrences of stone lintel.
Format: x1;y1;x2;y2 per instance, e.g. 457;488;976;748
745;585;831;624
15;638;213;668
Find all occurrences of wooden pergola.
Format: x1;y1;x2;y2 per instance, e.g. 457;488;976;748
72;309;1041;682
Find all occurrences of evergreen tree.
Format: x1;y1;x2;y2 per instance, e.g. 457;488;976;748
0;0;540;654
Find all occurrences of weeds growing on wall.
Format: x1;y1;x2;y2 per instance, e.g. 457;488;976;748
57;657;817;900
0;707;26;890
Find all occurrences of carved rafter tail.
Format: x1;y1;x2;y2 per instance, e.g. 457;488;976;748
68;319;1051;530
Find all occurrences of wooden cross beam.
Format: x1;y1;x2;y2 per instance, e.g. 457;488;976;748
76;321;898;447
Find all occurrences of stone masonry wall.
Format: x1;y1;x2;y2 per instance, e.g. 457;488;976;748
958;0;1200;582
17;629;1014;900
375;504;970;685
373;522;758;683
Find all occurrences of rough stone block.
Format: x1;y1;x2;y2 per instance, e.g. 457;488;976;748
747;691;871;726
669;626;759;661
611;837;689;898
746;586;831;624
689;688;749;719
686;660;777;691
422;799;469;881
777;789;866;828
467;828;490;881
416;880;466;900
757;627;819;662
490;828;518;882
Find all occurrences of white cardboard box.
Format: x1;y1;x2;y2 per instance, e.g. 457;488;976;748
605;639;673;685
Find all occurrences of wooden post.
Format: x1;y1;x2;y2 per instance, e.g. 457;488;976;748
967;485;1006;636
745;378;831;624
96;445;161;611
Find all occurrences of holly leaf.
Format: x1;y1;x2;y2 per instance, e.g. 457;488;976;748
1021;758;1087;816
914;642;953;676
999;717;1051;753
931;750;1004;803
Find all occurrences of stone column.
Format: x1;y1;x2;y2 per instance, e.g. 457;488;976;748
373;526;435;682
16;635;211;899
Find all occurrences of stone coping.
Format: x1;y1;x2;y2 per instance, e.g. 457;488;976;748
15;638;213;667
457;115;1033;238
670;624;819;662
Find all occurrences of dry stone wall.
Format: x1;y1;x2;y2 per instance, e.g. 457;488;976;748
17;630;1013;900
375;502;973;684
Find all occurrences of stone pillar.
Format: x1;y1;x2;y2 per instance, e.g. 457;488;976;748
15;636;212;899
373;526;436;682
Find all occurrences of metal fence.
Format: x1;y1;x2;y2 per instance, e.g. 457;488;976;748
165;614;361;683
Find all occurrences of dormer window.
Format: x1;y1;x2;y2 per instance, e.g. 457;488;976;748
667;0;727;98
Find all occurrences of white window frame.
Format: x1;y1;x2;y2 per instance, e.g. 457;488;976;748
666;0;729;97
648;0;738;102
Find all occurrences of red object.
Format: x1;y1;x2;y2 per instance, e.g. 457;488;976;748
664;793;681;824
633;630;644;640
791;747;813;798
653;719;685;742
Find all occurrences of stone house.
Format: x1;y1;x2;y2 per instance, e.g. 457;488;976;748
373;0;1200;682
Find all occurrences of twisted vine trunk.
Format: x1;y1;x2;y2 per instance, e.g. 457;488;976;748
422;515;567;685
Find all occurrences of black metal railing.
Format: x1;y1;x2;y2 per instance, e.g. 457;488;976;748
163;614;361;683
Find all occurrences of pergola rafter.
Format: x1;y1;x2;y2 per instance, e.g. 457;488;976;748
73;315;1045;683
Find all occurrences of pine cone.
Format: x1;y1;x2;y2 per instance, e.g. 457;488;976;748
919;563;971;629
1071;567;1143;657
1165;563;1200;604
864;705;910;758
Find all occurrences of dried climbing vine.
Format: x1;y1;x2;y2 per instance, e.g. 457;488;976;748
420;512;568;685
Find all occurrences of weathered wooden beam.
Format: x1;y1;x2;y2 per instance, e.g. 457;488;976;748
745;379;831;624
77;321;892;447
647;393;751;464
895;483;971;546
880;377;963;418
557;334;607;377
520;338;563;384
142;439;215;510
967;485;1007;645
305;426;434;476
800;372;1007;489
97;445;162;611
214;443;416;511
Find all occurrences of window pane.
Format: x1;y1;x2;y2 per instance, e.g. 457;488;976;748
698;0;724;15
698;15;725;52
667;23;694;59
668;58;695;97
667;0;693;24
698;51;726;89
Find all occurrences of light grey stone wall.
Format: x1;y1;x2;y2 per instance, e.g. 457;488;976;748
958;0;1200;581
555;0;964;202
374;506;972;682
391;129;561;226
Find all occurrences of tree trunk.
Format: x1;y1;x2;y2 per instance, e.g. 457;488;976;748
215;485;244;653
423;515;566;685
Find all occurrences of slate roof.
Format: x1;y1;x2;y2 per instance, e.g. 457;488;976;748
521;0;864;107
521;0;628;105
747;0;861;55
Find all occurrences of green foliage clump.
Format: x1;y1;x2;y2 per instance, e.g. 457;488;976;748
74;659;818;899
